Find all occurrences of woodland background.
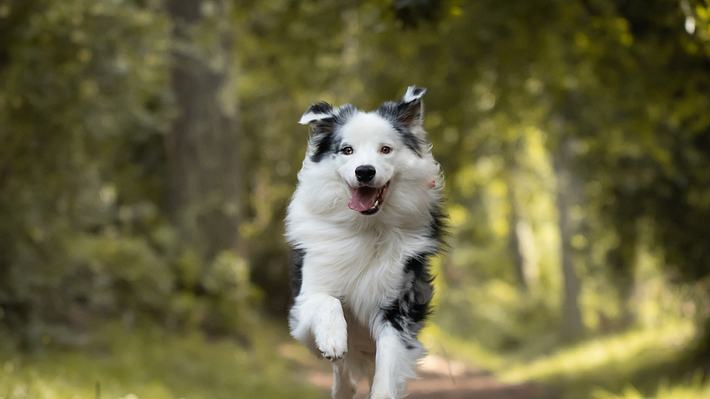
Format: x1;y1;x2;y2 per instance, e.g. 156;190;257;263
1;0;709;398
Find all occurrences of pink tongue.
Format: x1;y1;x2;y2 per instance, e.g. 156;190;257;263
348;187;378;212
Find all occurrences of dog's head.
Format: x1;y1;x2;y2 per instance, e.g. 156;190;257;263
298;86;435;216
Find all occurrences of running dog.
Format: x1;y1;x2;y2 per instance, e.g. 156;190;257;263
286;86;444;399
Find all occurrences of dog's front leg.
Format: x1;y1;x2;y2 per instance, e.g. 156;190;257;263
290;292;348;361
369;322;421;399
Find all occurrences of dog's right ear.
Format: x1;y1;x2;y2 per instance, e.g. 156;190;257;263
396;86;427;129
299;102;334;127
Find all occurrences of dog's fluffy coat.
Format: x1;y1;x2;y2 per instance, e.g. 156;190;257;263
286;86;444;399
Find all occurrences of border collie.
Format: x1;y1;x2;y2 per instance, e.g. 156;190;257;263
286;86;444;399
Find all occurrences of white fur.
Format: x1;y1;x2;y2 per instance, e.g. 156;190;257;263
403;86;426;103
370;324;423;398
287;99;442;398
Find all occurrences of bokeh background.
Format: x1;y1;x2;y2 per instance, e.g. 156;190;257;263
1;0;709;398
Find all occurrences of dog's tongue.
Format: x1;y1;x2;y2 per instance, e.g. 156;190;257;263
348;187;378;212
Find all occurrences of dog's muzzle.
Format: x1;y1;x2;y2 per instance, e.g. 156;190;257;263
348;181;390;215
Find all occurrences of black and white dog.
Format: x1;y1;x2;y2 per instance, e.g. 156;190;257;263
286;86;444;399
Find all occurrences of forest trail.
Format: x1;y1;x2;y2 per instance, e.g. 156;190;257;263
304;355;545;399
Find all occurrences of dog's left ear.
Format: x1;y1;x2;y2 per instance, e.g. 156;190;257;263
396;86;427;128
298;102;334;126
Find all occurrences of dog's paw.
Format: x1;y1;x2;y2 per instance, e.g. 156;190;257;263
314;315;348;361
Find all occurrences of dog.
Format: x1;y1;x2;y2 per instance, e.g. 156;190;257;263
286;86;444;399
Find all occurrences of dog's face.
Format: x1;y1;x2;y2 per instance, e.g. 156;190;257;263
298;86;432;216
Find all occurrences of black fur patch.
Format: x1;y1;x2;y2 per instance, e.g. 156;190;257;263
381;207;446;346
427;202;446;245
306;101;333;116
289;248;305;298
308;104;357;163
381;255;434;339
376;101;425;156
311;121;340;163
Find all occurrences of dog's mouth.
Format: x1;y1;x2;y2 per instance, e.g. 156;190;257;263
348;181;390;215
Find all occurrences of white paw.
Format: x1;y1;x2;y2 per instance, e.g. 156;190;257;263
314;315;347;361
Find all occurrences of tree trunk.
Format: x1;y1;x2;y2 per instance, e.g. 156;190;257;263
608;215;637;329
696;313;710;364
166;0;241;259
507;184;529;293
554;140;584;340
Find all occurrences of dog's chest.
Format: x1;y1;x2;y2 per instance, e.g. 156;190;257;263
319;229;422;324
343;251;399;316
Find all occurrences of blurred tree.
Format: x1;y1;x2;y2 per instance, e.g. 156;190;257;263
553;137;585;340
166;0;241;258
0;0;173;345
506;181;530;293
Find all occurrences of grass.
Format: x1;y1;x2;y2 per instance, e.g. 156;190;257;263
423;320;709;399
592;374;710;399
0;322;325;399
2;318;706;399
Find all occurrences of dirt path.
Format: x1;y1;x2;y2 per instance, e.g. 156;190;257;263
304;355;544;399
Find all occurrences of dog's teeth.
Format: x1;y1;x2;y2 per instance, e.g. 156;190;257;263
374;199;380;207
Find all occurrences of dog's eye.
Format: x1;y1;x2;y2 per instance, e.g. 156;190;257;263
341;146;354;155
380;145;392;155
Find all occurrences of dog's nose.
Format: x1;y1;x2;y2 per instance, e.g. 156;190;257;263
355;165;376;183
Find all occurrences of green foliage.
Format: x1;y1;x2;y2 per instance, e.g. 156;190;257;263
0;0;258;345
0;0;173;341
500;321;696;387
53;233;175;340
0;322;324;399
439;279;560;352
428;319;704;399
593;375;710;399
